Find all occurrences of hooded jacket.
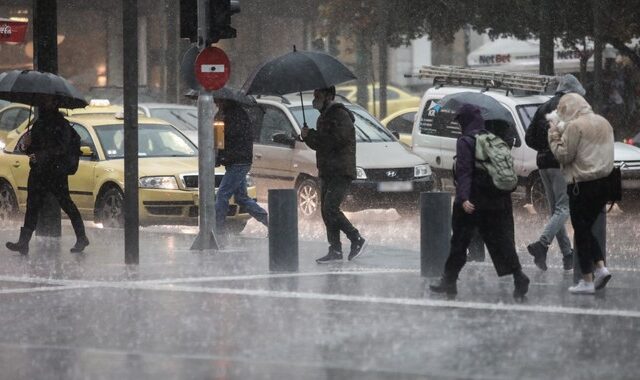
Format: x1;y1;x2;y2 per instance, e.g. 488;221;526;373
25;109;72;173
304;102;357;179
525;74;586;169
454;104;513;210
548;93;614;183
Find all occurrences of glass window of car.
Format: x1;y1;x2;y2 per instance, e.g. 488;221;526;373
0;108;30;132
517;104;542;130
289;105;395;142
95;124;198;159
149;108;198;132
256;105;295;145
71;123;97;160
373;88;400;100
387;111;415;135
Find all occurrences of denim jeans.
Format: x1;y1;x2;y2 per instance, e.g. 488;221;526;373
215;164;268;230
538;168;572;256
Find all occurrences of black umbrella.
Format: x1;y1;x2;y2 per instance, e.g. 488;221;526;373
433;92;518;146
0;70;88;109
242;47;356;127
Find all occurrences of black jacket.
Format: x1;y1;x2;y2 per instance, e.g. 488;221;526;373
304;102;356;179
218;104;254;166
24;110;72;173
525;94;561;169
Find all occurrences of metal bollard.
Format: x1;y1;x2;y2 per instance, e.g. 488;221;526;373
421;192;452;277
268;189;298;272
573;209;606;283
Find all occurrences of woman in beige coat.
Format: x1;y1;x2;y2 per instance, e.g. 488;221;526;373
548;93;614;294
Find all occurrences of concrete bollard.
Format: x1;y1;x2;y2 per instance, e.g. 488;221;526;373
268;189;299;272
573;209;606;283
421;192;452;277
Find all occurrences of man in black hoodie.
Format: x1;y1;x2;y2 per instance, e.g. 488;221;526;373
430;104;529;299
301;86;366;263
524;74;585;271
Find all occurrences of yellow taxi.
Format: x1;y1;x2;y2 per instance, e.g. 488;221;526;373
335;84;420;118
0;113;253;232
0;103;30;148
380;107;418;146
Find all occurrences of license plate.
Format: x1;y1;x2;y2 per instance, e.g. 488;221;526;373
377;181;413;192
622;179;640;189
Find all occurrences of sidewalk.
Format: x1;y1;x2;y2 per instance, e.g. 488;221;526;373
0;223;638;379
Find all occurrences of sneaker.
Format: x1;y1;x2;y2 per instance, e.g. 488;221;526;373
569;280;595;294
562;252;573;271
316;248;343;264
513;270;530;299
594;267;612;290
429;276;457;295
527;241;548;271
348;236;367;261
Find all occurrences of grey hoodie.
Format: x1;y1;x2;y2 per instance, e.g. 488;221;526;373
556;74;586;96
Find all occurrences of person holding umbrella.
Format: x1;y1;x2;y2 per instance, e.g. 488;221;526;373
300;86;366;263
213;96;268;239
5;97;89;255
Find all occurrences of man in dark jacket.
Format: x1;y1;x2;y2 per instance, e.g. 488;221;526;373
430;104;529;299
301;86;366;263
214;99;268;235
524;74;585;271
6;100;89;255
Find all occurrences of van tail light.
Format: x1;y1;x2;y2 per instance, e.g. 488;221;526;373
625;138;634;145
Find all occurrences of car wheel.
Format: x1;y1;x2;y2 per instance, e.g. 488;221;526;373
529;174;548;215
0;182;18;224
225;220;248;235
430;171;443;191
98;187;124;228
296;178;320;219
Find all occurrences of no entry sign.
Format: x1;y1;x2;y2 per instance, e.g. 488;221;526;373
194;46;230;91
0;18;28;44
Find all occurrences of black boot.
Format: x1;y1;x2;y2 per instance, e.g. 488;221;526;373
513;269;530;299
6;227;34;255
70;235;90;253
429;275;458;295
527;241;548;271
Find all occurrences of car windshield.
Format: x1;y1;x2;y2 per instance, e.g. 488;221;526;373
149;108;198;132
517;104;542;130
95;123;198;159
290;105;395;142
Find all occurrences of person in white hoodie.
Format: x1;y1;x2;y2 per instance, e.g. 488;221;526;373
548;93;614;294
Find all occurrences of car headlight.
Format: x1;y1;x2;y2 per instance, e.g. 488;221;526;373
139;176;179;189
414;164;431;178
0;140;5;150
246;173;255;187
356;167;367;180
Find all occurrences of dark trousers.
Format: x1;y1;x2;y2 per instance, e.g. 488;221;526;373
568;177;608;275
444;202;522;278
320;176;359;252
24;169;86;238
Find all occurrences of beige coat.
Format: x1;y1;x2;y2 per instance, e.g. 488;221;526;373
548;93;614;183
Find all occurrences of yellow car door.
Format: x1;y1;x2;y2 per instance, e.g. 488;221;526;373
7;133;32;207
67;123;98;212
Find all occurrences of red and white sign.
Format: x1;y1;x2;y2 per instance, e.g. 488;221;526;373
194;46;230;91
0;18;28;44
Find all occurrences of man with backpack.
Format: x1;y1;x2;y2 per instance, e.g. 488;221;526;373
5;99;89;255
430;104;530;299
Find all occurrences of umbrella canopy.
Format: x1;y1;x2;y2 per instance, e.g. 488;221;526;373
211;86;256;105
0;70;88;109
242;49;356;96
433;92;518;145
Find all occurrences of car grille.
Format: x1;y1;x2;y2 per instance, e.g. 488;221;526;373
181;174;224;189
365;168;414;181
617;160;640;171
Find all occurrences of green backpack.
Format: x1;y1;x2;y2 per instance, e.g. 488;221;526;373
474;131;518;192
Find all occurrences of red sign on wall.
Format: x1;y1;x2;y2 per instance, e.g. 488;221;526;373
0;19;28;44
194;46;230;91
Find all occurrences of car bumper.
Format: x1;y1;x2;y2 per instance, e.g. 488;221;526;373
342;176;434;211
138;188;254;226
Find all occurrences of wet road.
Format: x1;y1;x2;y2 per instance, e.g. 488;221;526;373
0;204;639;379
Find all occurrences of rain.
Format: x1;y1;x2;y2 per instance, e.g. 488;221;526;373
1;1;640;379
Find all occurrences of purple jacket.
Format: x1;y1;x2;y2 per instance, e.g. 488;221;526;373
454;104;485;204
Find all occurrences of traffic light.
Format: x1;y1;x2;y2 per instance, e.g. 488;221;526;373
179;0;240;44
209;0;240;43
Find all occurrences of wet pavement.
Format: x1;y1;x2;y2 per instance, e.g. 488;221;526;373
0;210;639;379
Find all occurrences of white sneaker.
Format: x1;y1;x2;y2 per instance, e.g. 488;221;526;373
594;267;612;290
569;280;595;295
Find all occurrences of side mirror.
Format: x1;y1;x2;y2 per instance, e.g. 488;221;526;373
80;146;95;158
272;133;295;147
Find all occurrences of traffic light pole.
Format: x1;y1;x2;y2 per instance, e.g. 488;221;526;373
191;0;219;250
